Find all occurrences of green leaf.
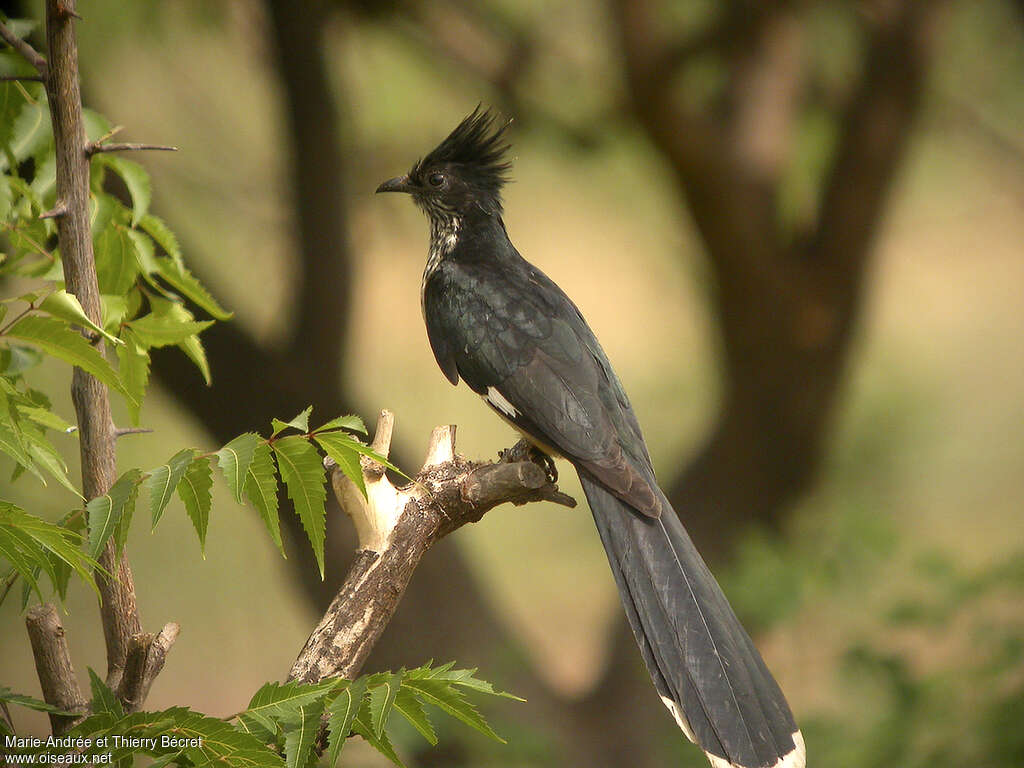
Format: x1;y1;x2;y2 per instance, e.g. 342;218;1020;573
0;504;98;602
5;315;132;403
272;436;326;578
243;442;283;557
216;433;260;505
115;328;149;425
21;426;81;497
320;429;404;478
94;224;140;295
154;256;232;321
177;332;211;385
326;678;368;768
0;344;43;375
146;448;194;528
38;290;121;345
9;101;50;162
244;678;339;722
284;702;325;768
127;312;213;348
0;685;72;715
98;156;151;226
394;687;437;745
314;414;367;435
0;524;45;604
352;701;405;768
271;407;312;438
177;457;212;554
369;672;403;738
139;213;182;261
15;404;74;433
86;469;142;560
88;667;123;717
402;678;506;743
313;431;366;497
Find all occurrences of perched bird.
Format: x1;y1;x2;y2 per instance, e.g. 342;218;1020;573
377;107;805;768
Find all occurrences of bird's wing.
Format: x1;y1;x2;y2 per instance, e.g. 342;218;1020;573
426;258;661;516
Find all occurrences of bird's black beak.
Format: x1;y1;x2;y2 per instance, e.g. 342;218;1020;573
376;175;413;194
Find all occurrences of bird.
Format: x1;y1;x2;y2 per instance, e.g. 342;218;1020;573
376;107;805;768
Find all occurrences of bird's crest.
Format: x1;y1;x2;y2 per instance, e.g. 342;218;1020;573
411;106;512;210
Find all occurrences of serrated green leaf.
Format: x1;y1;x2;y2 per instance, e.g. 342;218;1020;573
0;504;98;603
146;448;194;528
369;672;403;738
116;328;149;425
126;227;157;274
15;404;74;433
326;678;367;768
177;457;212;554
177;332;211;385
127;312;213;348
313;432;366;497
316;429;404;477
272;436;326;578
101;294;129;332
243;442;283;557
154;256;232;321
89;192;116;240
394;687;437;745
271;407;312;437
315;414;367;435
0;685;72;715
420;665;525;700
403;678;506;743
216;433;261;505
86;469;142;561
0;525;44;604
5;315;132;403
21;426;80;498
139;213;182;262
94;224;140;295
88;667;123;717
38;289;121;345
99;156;151;226
283;700;326;768
244;678;338;721
352;702;405;768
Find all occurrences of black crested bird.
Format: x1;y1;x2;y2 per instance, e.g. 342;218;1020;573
377;107;805;768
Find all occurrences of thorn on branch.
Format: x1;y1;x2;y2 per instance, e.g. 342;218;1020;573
40;201;68;220
55;1;82;20
86;141;179;157
114;426;154;439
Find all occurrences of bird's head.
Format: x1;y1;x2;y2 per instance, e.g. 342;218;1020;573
376;106;512;220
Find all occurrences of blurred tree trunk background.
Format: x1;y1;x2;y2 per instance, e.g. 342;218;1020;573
22;0;1019;765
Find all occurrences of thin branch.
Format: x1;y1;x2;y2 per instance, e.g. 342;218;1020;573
114;426;154;438
42;0;143;692
86;142;178;156
0;20;48;77
25;604;86;735
289;412;575;684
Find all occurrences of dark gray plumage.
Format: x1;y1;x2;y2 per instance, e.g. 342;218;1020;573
377;107;805;768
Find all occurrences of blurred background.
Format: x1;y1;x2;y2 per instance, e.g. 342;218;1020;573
2;0;1023;766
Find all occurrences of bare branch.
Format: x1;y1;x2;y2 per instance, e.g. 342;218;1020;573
113;426;154;438
25;604;86;735
290;412;575;684
0;20;48;77
42;0;143;691
86;142;178;156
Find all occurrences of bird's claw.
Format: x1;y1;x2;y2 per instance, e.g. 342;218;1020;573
500;439;558;484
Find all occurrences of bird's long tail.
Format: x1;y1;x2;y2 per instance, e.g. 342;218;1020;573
578;472;805;768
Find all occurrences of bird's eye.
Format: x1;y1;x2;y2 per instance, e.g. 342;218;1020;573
428;172;445;188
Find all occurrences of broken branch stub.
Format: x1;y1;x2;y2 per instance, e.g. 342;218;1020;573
289;410;574;684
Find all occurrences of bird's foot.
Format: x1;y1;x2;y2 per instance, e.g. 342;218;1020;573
500;439;558;484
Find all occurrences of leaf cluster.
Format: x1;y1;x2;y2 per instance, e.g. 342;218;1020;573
2;662;522;768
